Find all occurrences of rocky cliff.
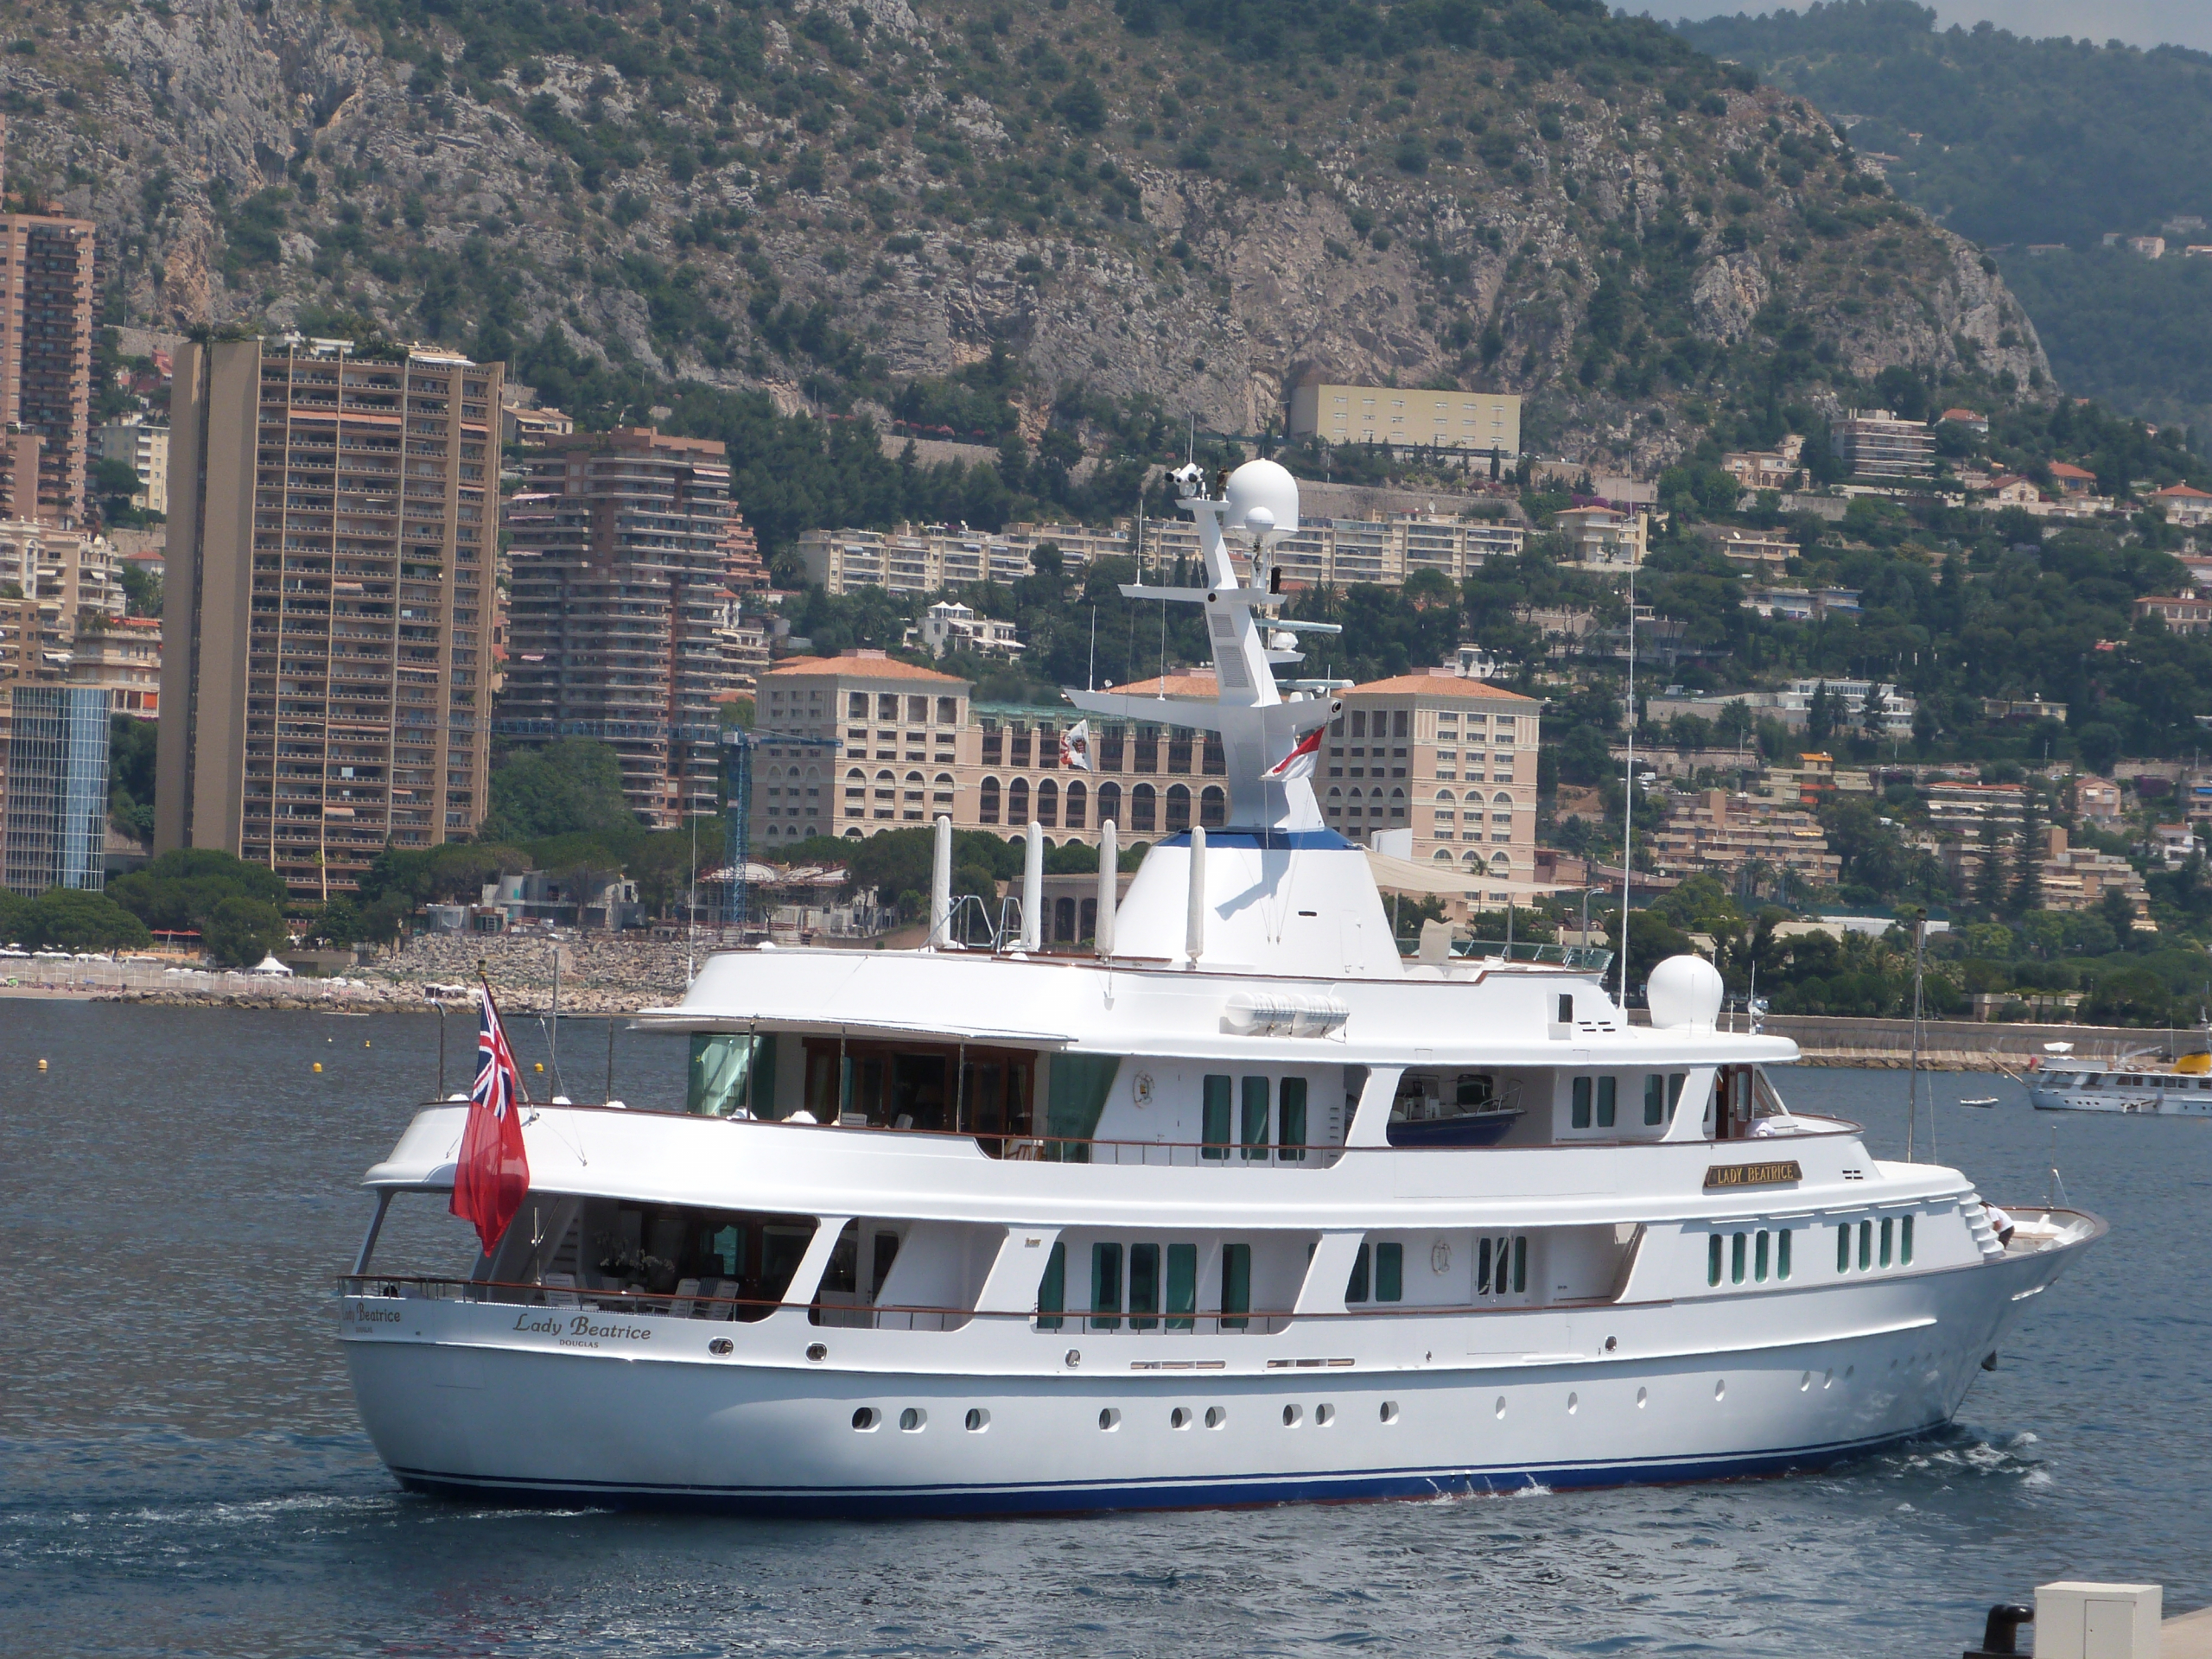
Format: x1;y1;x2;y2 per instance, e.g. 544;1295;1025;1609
4;0;2050;469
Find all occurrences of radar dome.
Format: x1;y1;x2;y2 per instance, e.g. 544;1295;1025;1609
1224;458;1300;538
1646;954;1725;1032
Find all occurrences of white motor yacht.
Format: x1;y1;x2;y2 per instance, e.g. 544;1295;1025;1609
339;461;2102;1516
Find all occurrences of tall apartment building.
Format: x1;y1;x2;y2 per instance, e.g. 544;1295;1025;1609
0;118;95;526
1287;381;1522;457
499;427;734;827
3;681;109;895
748;651;1541;893
156;337;500;904
1830;409;1935;479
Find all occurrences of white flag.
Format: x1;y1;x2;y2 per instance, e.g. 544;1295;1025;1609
1059;719;1094;771
1262;724;1325;782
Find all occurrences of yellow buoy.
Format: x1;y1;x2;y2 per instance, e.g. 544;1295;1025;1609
313;1061;323;1072
37;1058;47;1071
365;1039;372;1048
535;1062;544;1072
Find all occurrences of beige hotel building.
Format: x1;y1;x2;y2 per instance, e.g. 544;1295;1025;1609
751;652;1540;892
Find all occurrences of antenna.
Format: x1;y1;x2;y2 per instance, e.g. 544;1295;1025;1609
1088;604;1097;692
1618;543;1636;1010
1186;413;1196;467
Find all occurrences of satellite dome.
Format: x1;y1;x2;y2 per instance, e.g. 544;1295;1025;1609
1224;458;1300;538
1646;954;1725;1032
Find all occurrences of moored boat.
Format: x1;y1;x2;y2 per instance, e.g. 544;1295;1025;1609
338;461;2103;1516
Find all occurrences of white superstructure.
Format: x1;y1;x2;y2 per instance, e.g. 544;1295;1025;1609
339;462;2101;1516
2027;1052;2212;1116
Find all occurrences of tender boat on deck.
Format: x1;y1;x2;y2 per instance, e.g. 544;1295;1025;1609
337;461;2104;1516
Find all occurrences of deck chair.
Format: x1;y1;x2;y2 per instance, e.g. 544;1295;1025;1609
667;1277;701;1319
541;1272;580;1307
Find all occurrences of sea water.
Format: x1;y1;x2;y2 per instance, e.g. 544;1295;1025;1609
2;1001;2206;1657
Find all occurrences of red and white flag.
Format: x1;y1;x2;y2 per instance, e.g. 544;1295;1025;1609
451;985;531;1254
1262;724;1326;782
1059;718;1094;771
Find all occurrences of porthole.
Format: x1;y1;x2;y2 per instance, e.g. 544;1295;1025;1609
1567;1392;1580;1414
852;1407;881;1432
899;1407;926;1432
1379;1400;1400;1425
708;1338;734;1357
1635;1387;1648;1409
805;1342;828;1362
1493;1395;1506;1419
1800;1371;1812;1391
1823;1369;1834;1389
1314;1403;1335;1427
1170;1406;1192;1430
964;1408;989;1433
1282;1403;1303;1427
1205;1405;1228;1429
1098;1408;1122;1432
1713;1379;1726;1402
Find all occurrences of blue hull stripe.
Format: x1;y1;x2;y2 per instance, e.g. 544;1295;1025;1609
389;1421;1944;1518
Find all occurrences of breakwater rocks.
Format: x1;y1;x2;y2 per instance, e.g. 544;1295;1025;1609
102;932;702;1014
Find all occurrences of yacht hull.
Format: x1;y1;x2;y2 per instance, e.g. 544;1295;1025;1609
340;1234;2080;1518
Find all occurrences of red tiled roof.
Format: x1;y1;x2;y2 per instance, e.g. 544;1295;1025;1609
765;651;967;683
2050;462;2097;480
2155;483;2212;500
1105;670;1220;698
1347;672;1537;702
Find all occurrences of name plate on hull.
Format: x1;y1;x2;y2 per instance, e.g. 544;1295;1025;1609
1704;1160;1803;1189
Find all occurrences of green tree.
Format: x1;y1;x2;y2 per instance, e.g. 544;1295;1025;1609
18;889;151;952
1973;816;2010;919
2075;722;2123;775
107;849;289;935
1859;681;1888;742
482;739;638;841
201;895;289;968
109;715;158;842
2013;791;2045;913
1806;680;1833;744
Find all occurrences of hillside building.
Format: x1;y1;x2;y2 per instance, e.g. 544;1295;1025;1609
1831;409;1935;479
0;177;96;524
156;337;500;903
1286;381;1522;459
1648;789;1841;887
94;415;169;516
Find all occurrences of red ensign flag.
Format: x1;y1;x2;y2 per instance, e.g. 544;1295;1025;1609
451;985;531;1254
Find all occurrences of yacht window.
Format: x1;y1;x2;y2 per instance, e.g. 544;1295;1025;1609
823;1221;859;1294
1375;1242;1403;1303
1707;1234;1722;1287
1090;1243;1123;1331
1731;1232;1746;1285
1129;1243;1160;1330
1571;1077;1592;1129
871;1231;901;1295
1478;1235;1528;1295
1346;1243;1371;1303
1900;1216;1914;1265
1879;1217;1894;1268
1222;1243;1252;1330
1037;1242;1066;1330
1202;1075;1233;1159
1597;1077;1618;1129
1166;1243;1197;1330
687;1033;775;1117
1837;1224;1851;1273
1240;1077;1270;1160
1279;1077;1308;1162
1557;994;1573;1023
1669;1073;1687;1118
1859;1220;1872;1271
1754;1230;1770;1282
1644;1075;1666;1127
1777;1229;1793;1280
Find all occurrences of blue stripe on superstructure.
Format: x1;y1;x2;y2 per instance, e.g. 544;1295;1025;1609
1156;830;1353;851
386;1421;1944;1519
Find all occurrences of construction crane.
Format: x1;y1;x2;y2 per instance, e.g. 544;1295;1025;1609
718;727;842;931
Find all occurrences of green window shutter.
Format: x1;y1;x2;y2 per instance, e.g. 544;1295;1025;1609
1045;1053;1123;1160
1221;1243;1250;1330
1277;1077;1307;1161
1511;1236;1527;1294
1708;1234;1722;1287
1128;1242;1160;1330
1777;1229;1792;1280
1240;1076;1269;1160
1571;1076;1592;1128
1202;1074;1232;1159
1036;1241;1065;1331
1166;1243;1196;1330
1643;1074;1665;1126
1375;1242;1402;1302
1597;1076;1617;1128
1090;1243;1122;1331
